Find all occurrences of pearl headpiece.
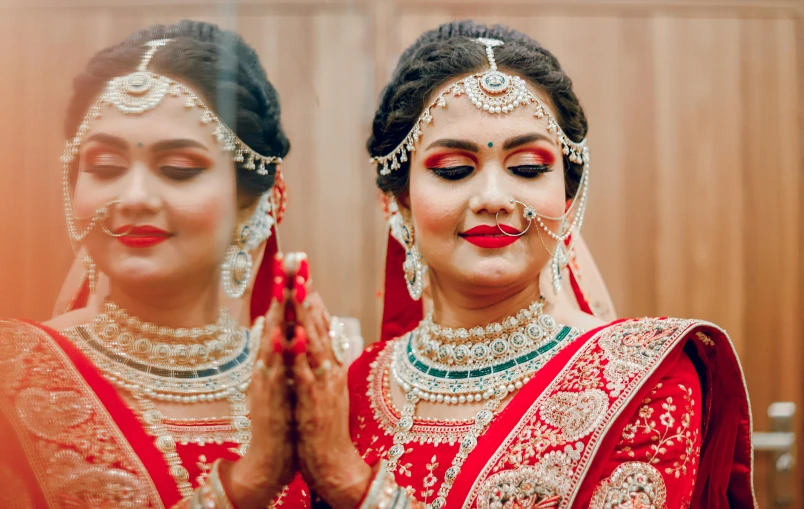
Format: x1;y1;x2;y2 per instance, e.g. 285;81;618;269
62;38;284;250
370;37;590;176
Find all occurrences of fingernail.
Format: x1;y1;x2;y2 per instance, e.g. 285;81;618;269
294;258;310;304
272;255;286;303
270;327;283;354
298;257;310;281
294;275;307;305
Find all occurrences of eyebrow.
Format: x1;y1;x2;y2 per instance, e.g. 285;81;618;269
425;139;481;152
83;133;128;150
83;134;209;153
502;133;555;150
151;139;209;152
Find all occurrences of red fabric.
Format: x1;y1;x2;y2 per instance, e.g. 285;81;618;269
2;322;311;508
380;234;423;343
36;322;184;506
346;319;755;509
250;227;278;322
69;277;90;311
568;265;593;315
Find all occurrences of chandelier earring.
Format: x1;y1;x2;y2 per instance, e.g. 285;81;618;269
400;220;424;301
549;218;569;295
221;223;253;299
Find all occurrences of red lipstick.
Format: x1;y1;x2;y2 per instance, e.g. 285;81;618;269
460;224;522;249
115;225;171;248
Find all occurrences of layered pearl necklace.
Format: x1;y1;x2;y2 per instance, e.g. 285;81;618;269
388;300;580;509
63;301;255;500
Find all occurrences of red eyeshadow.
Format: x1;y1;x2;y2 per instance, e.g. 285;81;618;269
424;151;478;168
508;147;556;165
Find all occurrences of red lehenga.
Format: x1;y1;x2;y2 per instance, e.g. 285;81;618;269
339;233;755;509
347;317;755;509
0;230;311;508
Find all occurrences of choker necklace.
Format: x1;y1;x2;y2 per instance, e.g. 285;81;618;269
66;300;256;403
387;300;581;509
62;301;256;500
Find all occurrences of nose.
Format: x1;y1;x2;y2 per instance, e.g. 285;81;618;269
115;163;162;221
469;164;516;218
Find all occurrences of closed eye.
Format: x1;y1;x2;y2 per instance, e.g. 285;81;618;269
161;166;206;181
508;164;552;178
429;165;474;181
84;165;126;179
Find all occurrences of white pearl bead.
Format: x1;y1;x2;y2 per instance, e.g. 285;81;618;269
459;396;466;404
467;394;475;403
507;384;515;393
451;396;459;404
189;395;198;403
515;381;523;389
436;394;444;403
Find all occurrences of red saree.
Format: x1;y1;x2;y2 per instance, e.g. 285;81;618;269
0;319;310;509
347;317;755;509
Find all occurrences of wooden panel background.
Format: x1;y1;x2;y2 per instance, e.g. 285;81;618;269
0;0;801;506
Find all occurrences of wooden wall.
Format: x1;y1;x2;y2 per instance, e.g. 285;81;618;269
0;0;801;505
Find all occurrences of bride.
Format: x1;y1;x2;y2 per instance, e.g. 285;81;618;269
0;20;309;508
281;20;756;509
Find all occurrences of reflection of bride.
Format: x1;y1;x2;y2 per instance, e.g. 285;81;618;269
0;21;309;508
279;21;756;509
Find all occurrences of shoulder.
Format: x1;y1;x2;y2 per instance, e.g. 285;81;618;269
348;337;394;384
42;307;97;331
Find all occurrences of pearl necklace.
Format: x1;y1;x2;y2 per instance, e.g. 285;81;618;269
62;304;256;501
67;302;256;404
387;303;580;509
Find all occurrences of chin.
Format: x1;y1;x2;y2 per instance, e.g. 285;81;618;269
454;256;531;289
105;259;179;287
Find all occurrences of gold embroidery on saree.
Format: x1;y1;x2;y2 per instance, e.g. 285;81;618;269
0;320;164;508
467;318;696;509
588;462;667;509
618;382;700;479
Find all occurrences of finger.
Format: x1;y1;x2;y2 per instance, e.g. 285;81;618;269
291;351;317;396
263;287;288;334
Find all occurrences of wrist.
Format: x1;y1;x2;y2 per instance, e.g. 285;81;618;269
222;458;280;509
318;450;374;509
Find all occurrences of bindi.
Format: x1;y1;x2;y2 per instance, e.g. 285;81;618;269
487;142;493;148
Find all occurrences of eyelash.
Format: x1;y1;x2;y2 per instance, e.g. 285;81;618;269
84;164;206;181
429;164;553;181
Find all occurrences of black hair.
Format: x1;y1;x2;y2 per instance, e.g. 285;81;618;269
368;20;586;200
65;20;289;198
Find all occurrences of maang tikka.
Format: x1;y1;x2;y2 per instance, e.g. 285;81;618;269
374;37;591;296
60;39;284;294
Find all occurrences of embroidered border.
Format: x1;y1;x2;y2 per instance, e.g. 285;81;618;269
463;318;701;509
0;319;164;508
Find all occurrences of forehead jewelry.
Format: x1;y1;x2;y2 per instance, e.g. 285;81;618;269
61;38;284;252
369;37;589;177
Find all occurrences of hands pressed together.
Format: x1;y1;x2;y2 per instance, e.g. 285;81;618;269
221;253;374;509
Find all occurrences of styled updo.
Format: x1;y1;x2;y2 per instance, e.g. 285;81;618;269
64;20;290;199
368;20;587;200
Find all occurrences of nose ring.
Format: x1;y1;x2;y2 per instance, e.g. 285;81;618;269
495;199;536;237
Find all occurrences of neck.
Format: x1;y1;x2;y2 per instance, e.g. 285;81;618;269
428;270;543;329
106;273;222;328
